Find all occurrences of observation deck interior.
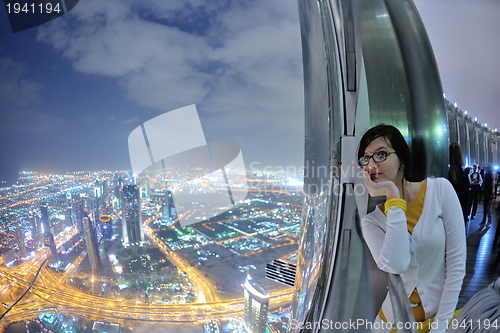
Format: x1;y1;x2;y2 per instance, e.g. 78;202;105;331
459;195;500;308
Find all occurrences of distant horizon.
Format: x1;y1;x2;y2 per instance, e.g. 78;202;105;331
0;164;307;184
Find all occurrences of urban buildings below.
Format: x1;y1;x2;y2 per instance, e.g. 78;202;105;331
244;274;269;333
0;170;301;331
82;214;102;272
121;185;144;246
164;189;177;221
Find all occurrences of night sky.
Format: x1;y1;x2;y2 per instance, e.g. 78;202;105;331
414;0;500;130
0;0;498;181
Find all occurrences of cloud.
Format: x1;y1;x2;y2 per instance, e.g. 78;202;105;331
35;0;305;170
120;117;141;125
0;58;43;108
0;58;67;134
38;0;302;111
37;0;219;112
2;109;68;134
205;19;303;124
132;0;224;22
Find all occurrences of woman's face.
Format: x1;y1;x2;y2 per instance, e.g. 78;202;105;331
362;137;403;184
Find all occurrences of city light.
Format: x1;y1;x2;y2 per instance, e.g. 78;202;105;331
0;169;300;330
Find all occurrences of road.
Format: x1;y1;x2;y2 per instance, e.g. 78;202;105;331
0;263;293;325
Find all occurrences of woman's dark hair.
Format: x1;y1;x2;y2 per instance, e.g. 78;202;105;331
357;124;413;181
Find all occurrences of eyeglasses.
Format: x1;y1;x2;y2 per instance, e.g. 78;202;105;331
358;151;396;166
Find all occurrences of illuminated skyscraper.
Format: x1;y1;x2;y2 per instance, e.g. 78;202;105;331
65;192;74;228
143;179;150;198
244;275;269;333
101;180;109;206
15;224;27;258
29;210;41;249
87;194;97;217
83;214;102;272
64;208;72;228
43;232;58;260
40;205;50;234
73;196;85;235
99;207;113;240
114;175;124;207
66;192;72;208
163;189;177;220
93;179;109;212
71;194;84;235
100;217;113;240
40;205;58;260
121;185;143;245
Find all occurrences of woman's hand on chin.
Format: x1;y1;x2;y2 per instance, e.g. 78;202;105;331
363;169;400;199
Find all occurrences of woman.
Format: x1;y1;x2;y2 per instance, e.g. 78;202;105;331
357;124;466;333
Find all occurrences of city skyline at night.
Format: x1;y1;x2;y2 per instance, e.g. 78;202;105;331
0;167;301;332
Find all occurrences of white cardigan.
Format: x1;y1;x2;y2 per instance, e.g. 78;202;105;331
361;177;466;333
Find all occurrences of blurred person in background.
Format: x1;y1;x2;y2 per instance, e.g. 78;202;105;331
447;142;470;223
469;164;483;219
480;165;493;226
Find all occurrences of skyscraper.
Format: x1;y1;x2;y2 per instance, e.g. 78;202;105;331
121;185;143;245
64;208;73;228
74;198;85;235
99;207;113;240
83;214;102;272
244;275;269;333
65;192;74;228
114;175;124;208
87;194;97;217
100;217;113;240
143;179;150;199
163;189;177;220
40;205;50;234
43;232;58;261
29;210;41;249
40;205;58;261
101;180;109;207
15;224;27;258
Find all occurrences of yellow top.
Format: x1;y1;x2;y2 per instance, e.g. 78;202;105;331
379;181;427;323
406;181;427;234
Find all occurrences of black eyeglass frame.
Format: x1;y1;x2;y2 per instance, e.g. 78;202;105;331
358;151;396;167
